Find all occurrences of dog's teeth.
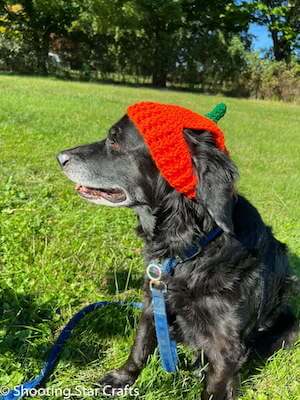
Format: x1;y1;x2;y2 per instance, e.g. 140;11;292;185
75;184;81;190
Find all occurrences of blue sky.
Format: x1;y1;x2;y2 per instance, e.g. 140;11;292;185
236;0;273;53
249;23;273;52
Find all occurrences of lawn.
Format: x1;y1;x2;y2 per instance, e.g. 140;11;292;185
0;75;299;400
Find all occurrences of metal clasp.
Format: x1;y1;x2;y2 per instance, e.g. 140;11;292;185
147;261;168;293
149;280;167;293
147;262;162;281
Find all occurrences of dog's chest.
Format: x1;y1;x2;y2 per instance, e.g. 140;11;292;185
164;263;242;347
167;290;240;349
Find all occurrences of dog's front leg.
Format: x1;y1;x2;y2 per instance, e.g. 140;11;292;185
201;342;246;400
99;296;156;390
202;369;240;400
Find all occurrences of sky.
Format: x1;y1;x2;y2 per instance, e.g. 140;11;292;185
249;23;273;53
235;0;273;53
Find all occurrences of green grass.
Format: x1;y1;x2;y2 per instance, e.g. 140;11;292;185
0;75;299;400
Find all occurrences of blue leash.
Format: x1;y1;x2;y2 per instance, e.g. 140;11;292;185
1;227;223;399
149;258;179;372
1;301;143;400
146;227;223;372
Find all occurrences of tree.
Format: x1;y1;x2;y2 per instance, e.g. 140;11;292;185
0;1;80;74
133;0;183;87
175;0;250;88
135;0;251;87
78;0;251;87
0;0;253;88
248;0;300;61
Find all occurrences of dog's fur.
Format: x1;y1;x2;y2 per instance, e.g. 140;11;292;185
58;115;298;400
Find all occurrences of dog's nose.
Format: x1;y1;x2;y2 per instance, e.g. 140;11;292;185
57;151;70;167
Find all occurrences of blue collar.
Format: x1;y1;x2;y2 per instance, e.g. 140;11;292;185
148;227;223;372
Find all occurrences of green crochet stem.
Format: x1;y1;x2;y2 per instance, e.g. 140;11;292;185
205;103;227;123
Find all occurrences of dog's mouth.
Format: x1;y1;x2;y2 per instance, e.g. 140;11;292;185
75;184;127;204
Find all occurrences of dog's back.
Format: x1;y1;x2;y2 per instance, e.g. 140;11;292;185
234;195;298;354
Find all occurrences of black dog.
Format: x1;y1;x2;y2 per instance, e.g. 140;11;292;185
57;114;298;400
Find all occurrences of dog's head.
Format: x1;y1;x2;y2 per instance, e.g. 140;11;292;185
57;107;238;238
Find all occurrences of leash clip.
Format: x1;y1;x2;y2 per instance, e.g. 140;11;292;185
147;261;162;281
149;280;167;293
147;261;167;293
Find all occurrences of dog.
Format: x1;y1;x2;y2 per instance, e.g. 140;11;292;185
57;105;298;400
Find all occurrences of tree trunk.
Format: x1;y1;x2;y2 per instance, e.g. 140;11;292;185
34;33;50;75
270;28;291;62
152;69;167;88
37;53;49;75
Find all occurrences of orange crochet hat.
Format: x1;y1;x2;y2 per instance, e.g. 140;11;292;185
127;102;228;199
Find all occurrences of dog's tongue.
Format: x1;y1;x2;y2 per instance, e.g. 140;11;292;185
75;185;101;196
74;184;126;203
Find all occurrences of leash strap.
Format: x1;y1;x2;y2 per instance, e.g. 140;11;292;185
2;227;224;398
1;301;143;400
148;227;223;373
151;287;178;372
150;257;178;372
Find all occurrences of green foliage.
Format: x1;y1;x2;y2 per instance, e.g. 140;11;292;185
202;35;300;102
65;0;251;87
248;0;300;61
0;1;299;96
0;32;36;73
0;75;299;399
0;0;252;86
242;54;300;101
0;0;80;74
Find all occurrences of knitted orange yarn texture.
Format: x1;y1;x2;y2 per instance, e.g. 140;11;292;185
127;101;227;199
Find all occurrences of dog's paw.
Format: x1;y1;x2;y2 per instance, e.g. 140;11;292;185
99;369;137;396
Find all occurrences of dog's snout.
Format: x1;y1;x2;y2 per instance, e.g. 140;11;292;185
57;151;71;167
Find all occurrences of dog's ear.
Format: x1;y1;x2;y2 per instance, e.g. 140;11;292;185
185;129;238;234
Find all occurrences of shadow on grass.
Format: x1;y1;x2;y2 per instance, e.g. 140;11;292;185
1;250;298;377
60;266;144;365
60;305;141;364
0;70;247;98
0;284;141;369
290;251;300;275
103;267;144;295
0;286;56;362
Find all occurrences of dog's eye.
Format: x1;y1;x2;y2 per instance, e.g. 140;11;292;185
107;126;122;151
109;126;121;137
107;136;121;152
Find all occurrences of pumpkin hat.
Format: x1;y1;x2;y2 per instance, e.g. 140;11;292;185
127;102;228;199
